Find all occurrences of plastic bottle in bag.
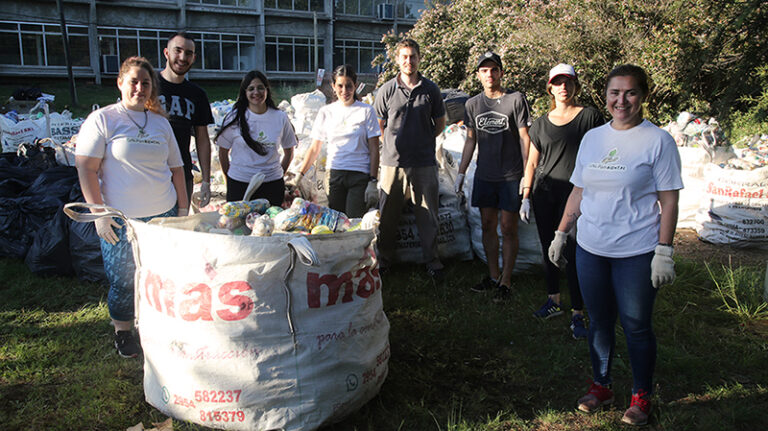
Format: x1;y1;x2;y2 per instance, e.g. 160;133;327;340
273;197;350;232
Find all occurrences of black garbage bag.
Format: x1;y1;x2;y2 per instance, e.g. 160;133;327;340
0;198;29;258
24;207;74;276
67;182;106;283
16;142;57;171
442;89;470;125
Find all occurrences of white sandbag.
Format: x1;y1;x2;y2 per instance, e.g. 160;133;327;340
290;90;326;137
677;146;710;229
0;114;45;153
695;164;768;247
63;204;390;431
48;112;84;144
439;124;543;272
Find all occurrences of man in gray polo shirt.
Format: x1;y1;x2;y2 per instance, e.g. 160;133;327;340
374;38;446;280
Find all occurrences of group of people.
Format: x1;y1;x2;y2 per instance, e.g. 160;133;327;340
74;31;682;427
454;50;681;426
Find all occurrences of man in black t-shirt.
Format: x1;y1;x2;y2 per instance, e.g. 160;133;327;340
455;51;532;301
159;32;214;208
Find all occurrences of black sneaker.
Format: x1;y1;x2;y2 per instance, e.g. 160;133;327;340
114;330;142;358
470;276;497;293
492;284;511;303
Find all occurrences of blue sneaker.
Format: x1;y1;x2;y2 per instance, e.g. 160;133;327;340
533;298;563;319
570;314;588;339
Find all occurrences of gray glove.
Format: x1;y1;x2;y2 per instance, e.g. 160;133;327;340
454;173;465;194
95;216;121;245
519;198;530;224
365;179;379;209
547;230;568;268
198;181;211;208
651;244;675;288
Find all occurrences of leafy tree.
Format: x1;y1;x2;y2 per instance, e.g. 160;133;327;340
374;0;768;133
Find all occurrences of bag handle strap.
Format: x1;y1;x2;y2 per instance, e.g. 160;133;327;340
63;202;128;223
282;236;319;347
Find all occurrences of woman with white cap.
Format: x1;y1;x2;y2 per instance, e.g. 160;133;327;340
520;63;604;337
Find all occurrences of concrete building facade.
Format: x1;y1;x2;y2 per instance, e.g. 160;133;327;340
0;0;423;82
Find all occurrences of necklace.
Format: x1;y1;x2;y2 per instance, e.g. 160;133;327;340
122;104;148;138
482;92;504;109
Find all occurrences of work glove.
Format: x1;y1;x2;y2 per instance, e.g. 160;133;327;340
519;198;531;224
651;244;675;288
454;173;465;194
286;172;303;189
95;216;121;245
177;207;189;217
365;179;379;209
198;181;211;207
547;230;568;268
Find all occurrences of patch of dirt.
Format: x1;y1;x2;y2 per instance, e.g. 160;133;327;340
673;228;767;268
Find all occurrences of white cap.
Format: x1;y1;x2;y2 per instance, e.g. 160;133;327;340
548;63;577;83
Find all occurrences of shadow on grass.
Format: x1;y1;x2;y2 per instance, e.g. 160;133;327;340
0;257;107;313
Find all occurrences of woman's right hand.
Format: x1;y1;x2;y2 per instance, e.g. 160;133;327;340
95;216;121;245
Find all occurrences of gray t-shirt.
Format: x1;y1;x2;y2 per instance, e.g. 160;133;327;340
374;74;446;167
464;91;532;181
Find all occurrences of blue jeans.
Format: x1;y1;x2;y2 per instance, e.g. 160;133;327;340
576;245;657;394
101;207;177;321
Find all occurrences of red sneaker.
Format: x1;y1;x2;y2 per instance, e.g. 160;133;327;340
577;382;614;412
622;390;651;426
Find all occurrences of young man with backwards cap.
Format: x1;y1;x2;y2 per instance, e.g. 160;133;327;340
455;51;532;301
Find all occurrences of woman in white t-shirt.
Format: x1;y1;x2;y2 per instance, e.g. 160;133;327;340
548;65;683;426
215;70;296;206
75;56;188;359
293;64;381;218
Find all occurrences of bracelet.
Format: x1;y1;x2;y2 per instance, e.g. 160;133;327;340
658;242;673;247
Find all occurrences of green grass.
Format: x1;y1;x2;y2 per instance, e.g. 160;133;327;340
0;78;316;119
1;255;767;431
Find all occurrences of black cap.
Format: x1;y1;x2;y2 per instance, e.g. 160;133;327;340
476;51;502;70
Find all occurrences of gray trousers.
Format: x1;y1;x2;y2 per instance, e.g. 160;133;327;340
377;165;442;270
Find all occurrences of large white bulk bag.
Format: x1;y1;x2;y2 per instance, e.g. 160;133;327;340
695;164;768;248
63;204;390;431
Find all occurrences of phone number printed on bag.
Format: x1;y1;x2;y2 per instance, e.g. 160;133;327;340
194;389;242;404
199;409;246;423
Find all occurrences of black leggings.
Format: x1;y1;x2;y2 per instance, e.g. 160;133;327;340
226;175;285;207
532;183;583;311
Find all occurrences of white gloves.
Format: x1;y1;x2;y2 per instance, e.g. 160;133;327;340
365;179;379;209
454;173;465;194
198;181;211;207
95;216;121;245
519;198;530;224
651;244;675;288
547;230;568;268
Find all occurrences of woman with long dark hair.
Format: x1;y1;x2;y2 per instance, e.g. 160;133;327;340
293;64;380;217
216;70;296;205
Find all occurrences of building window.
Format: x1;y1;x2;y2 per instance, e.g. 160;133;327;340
333;39;383;74
98;27;256;72
264;0;324;12
0;20;89;67
335;0;375;16
397;0;424;19
265;36;323;73
187;0;252;5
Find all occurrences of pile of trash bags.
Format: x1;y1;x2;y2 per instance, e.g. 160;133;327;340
0;142;105;281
